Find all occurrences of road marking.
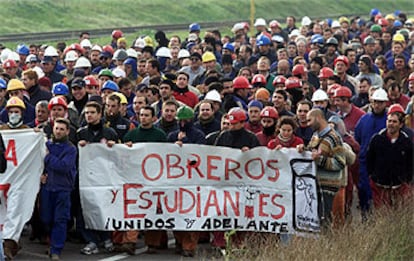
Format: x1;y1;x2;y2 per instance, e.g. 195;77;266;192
98;239;175;261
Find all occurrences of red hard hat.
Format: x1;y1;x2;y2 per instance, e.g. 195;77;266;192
272;75;286;86
374;14;382;23
3;59;17;68
387;104;405;115
260;106;279;119
292;64;307;76
327;83;342;96
48;96;68;111
233;76;251;89
334;55;349;68
285;76;302;89
408;72;414;82
251;74;267;85
318;67;334;79
227;107;247;123
333;86;352;98
378;18;388;26
83;75;99;87
112;30;123;39
102;45;114;55
68;43;84;54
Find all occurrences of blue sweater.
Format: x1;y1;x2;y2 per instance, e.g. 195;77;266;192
44;140;77;192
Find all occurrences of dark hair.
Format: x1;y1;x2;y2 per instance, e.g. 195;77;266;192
277;116;298;132
54;117;71;129
108;93;121;104
176;71;189;81
147;58;160;72
296;99;312;110
140;105;155;117
162;100;179;110
275;89;288;101
85;101;102;114
118;77;132;89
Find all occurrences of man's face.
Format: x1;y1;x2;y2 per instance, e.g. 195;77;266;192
21;75;35;89
53;122;69;140
71;86;86;101
85;106;101;125
159;84;172;100
313;100;328;109
120;83;133;98
4;66;18;77
372;100;387;114
203;60;216;71
296;104;310;123
199;103;214;120
257;60;269;71
248;106;261;123
394;58;405;70
105;98;120;117
221;117;230;130
229;121;244;131
129;97;143;115
358;60;369;72
333;97;347;111
334;61;347;74
190;56;201;69
392;44;403;55
382;33;392;43
50;105;66;120
222;81;233;95
36;106;49;122
388;88;401;102
287;45;297;57
145;62;155;76
365;44;375;55
386;114;402;136
306;112;319;131
347;50;356;63
260;117;275;128
176;74;188;88
408;80;414;93
139;108;154;128
90;51;100;64
169;37;180;47
138;61;146;76
272;93;285;109
359;81;370;94
162;105;177;122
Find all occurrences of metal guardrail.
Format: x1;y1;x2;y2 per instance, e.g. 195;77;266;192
0;11;413;43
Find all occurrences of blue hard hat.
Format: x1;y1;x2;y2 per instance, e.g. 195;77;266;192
393;20;402;27
311;34;324;44
256;35;271;46
394;10;401;16
189;23;201;32
223;42;235;52
16;44;30;56
52;82;69;95
326;18;333;27
370;8;380;17
0;78;7;89
101;80;119;92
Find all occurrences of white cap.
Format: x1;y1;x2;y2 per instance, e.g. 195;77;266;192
112;67;126;78
44;46;59;57
232;23;245;33
271;35;284;43
80;39;92;48
311;89;329;101
32;66;45;79
301;16;312;26
155;47;172;58
331;21;341;28
204;89;222;103
64;50;79;62
254;18;266;27
126;48;138;59
74;57;92;68
134;38;145;49
372;88;389;101
91;44;103;52
178;49;190;59
289;29;301;38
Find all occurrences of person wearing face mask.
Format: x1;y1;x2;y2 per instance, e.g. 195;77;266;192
0;97;29;130
256;106;279;146
166;105;205;257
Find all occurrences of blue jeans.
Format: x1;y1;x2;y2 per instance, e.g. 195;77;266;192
40;189;71;255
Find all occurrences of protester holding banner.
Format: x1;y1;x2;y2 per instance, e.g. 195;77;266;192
267;115;304;149
297;108;346;228
40;118;77;260
167;105;205;257
76;101;118;255
0;133;7;260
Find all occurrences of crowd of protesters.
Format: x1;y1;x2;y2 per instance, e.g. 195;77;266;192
0;8;413;260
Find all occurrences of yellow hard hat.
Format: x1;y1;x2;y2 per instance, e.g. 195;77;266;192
202;51;216;63
392;33;405;43
6;97;26;110
114;92;128;104
7;79;25;91
385;14;395;21
143;36;154;47
339;16;349;24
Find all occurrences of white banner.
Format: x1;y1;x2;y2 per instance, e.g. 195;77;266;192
79;144;320;234
0;130;46;241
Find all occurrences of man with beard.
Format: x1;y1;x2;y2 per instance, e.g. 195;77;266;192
256;106;279;146
194;100;220;135
354;88;388;218
244;100;263;134
295;100;313;146
297;108;346;227
104;94;134;141
154;100;180;136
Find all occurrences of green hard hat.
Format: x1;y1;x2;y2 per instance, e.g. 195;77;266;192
370;24;382;33
176;106;194;120
98;68;114;79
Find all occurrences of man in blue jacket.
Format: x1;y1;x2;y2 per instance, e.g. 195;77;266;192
40;118;77;260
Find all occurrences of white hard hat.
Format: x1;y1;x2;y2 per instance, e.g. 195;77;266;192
232;22;245;33
32;66;45;79
64;50;79;62
134;38;145;49
254;18;266;27
155;47;172;58
91;44;103;52
331;20;341;28
204;89;222;103
80;39;92;48
112;67;126;78
126;48;138;59
74;57;91;68
177;49;190;59
311;89;329;102
25;54;38;63
44;46;59;57
289;29;301;38
7;51;20;62
301;16;312;26
372;88;389;101
0;48;12;63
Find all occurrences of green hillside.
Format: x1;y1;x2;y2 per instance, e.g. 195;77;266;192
0;0;413;34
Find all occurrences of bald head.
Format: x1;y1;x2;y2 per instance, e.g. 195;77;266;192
306;108;327;131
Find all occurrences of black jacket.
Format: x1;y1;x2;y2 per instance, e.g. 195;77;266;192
28;84;52;106
76;121;118;143
215;128;260;149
